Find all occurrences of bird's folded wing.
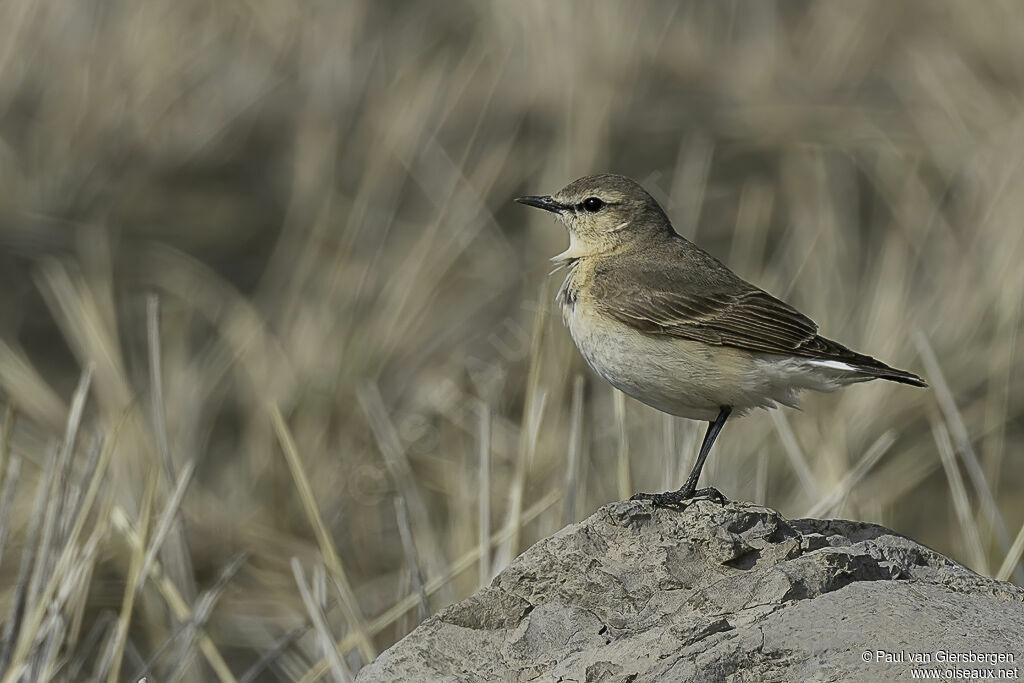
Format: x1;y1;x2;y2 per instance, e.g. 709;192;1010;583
595;277;842;358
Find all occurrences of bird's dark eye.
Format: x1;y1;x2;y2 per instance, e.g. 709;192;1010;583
582;197;604;212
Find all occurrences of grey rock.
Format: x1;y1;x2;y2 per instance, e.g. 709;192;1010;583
357;500;1024;682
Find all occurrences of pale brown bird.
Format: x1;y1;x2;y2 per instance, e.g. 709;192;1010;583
517;173;925;506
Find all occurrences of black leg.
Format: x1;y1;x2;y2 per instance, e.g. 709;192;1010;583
631;406;732;507
678;406;731;498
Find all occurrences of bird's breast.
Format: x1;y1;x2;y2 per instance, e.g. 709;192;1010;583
560;294;728;420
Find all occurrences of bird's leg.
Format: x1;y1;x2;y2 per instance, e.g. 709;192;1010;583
677;406;731;498
631;407;732;507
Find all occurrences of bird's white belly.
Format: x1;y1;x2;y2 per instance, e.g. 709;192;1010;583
562;300;844;422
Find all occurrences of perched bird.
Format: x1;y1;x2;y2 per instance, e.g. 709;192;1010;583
516;174;925;506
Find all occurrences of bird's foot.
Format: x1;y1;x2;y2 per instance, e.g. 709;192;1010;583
630;490;688;507
692;486;728;504
630;486;728;508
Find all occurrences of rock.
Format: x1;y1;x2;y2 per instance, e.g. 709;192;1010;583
356;500;1024;683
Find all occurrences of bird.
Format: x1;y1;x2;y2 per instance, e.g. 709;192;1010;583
516;173;926;506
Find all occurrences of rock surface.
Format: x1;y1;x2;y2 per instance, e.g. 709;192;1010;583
357;500;1024;682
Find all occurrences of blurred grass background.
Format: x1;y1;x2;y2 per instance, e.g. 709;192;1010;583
0;0;1022;680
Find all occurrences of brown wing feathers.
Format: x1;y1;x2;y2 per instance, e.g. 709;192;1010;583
602;287;818;354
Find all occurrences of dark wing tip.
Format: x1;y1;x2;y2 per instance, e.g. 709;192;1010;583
877;370;928;388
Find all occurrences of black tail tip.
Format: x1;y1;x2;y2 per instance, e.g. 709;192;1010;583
883;371;928;388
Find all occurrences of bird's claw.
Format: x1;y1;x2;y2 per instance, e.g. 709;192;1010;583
692;486;728;504
630;490;688;507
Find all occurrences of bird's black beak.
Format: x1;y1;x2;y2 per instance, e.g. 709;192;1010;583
515;195;567;214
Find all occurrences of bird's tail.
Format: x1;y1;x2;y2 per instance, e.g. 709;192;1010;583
859;365;928;387
810;336;927;388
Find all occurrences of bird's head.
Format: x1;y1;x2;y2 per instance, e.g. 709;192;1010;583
516;173;673;262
